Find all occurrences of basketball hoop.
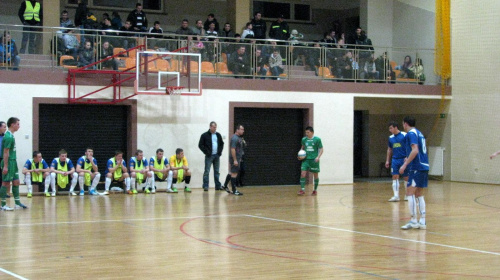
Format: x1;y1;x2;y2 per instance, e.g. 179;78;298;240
166;86;185;96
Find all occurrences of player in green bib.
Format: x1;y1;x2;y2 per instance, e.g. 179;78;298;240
1;117;27;210
298;126;323;196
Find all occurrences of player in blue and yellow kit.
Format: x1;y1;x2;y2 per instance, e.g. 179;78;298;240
298;126;323;196
75;148;101;196
149;148;173;193
22;151;50;198
385;121;409;202
1;117;27;210
104;150;130;195
50;149;78;197
129;149;153;194
399;116;429;230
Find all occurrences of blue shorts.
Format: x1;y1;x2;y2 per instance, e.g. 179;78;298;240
407;170;428;188
391;158;408;176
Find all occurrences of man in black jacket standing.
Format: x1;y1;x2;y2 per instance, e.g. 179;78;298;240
198;121;224;191
251;12;266;40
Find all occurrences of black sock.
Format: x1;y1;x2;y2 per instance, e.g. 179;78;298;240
224;174;231;187
230;177;238;193
185;176;191;184
173;178;178;184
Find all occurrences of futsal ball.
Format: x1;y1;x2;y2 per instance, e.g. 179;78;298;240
297;150;306;160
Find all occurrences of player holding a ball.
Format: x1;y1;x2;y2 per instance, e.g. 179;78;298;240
298;126;323;196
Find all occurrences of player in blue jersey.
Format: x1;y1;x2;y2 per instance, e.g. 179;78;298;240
399;116;429;230
104;150;130;195
75;148;101;196
50;149;78;197
385;121;409;202
129;149;153;194
22;151;50;198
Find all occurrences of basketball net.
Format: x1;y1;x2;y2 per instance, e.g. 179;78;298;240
166;86;185;96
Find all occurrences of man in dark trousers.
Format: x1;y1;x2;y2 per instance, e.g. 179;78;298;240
198;122;224;191
251;12;266;40
18;0;43;54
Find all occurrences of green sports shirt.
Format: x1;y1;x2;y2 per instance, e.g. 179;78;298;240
1;131;16;160
301;136;323;160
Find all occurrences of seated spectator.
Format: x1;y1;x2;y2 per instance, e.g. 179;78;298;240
148;20;163;49
111;11;122;30
60;10;74;28
269;49;284;79
175;19;195;37
339;50;354;81
193;20;205;37
220;23;235;39
409;58;425;83
204;13;220;34
78;40;95;68
375;52;395;82
255;48;268;77
289;29;305;66
228;45;250;77
360;54;379;81
305;41;321;73
226;33;242;60
395;55;413;78
241;22;255;40
119;20;135;49
62;26;79;59
0;31;21;70
99;41;118;70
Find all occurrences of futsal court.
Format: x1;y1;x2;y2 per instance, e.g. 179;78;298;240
1;180;499;279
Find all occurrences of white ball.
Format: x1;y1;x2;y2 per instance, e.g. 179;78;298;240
298;150;306;160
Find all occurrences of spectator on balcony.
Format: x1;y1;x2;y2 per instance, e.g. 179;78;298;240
305;41;321;73
111;11;122;30
127;3;148;33
74;0;88;28
99;41;118;70
78;40;95;68
228;45;250;77
0;31;21;71
148;21;163;38
269;14;289;43
205;22;218;62
360;54;379;81
175;19;195;37
119;20;135;49
226;33;242;60
63;27;80;59
409;58;425;83
337;50;354;81
255;48;268;78
204;13;220;34
18;0;43;54
251;12;266;40
241;22;255;40
193;20;205;38
375;52;395;82
219;23;234;59
395;55;413;78
60;10;73;28
269;49;284;79
355;30;374;74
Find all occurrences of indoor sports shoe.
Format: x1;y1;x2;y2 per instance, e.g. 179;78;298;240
166;188;174;193
222;185;230;193
27;193;32;198
184;187;191;193
45;192;50;197
79;190;84;196
151;188;156;194
312;190;317;196
51;192;56;197
297;190;305;196
103;191;109;195
15;204;28;209
401;222;420;230
144;189;151;194
1;205;14;211
171;187;178;193
419;223;427;230
89;189;96;195
70;192;77;196
404;196;409;201
127;190;133;195
132;189;138;194
232;190;243;196
388;196;400;202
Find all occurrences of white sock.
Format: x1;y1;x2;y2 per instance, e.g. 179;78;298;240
105;177;111;191
404;181;408;197
408;195;417;223
146;175;152;189
125;177;131;191
25;173;32;193
50;172;56;193
78;175;84;192
131;177;136;190
91;173;101;190
44;176;50;192
149;171;155;190
167;171;173;190
392;179;398;197
417;196;426;224
70;173;78;191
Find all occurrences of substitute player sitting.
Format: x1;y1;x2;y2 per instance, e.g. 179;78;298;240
104;150;130;195
22;151;50;198
75;147;101;196
298;126;323;196
149;148;172;193
129;149;153;194
49;149;78;197
168;148;192;193
385;121;409;202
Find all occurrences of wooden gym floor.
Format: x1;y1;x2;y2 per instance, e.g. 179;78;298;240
1;180;500;279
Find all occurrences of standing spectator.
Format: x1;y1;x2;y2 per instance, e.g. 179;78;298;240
228;45;251;77
0;31;21;71
127;3;148;33
60;10;73;28
62;27;80;59
269;14;289;42
198;121;224;191
251;12;266;40
355;30;374;74
220;23;235;58
111;11;122;30
203;13;220;34
78;41;95;68
205;22;218;62
241;22;255;40
268;49;284;79
222;124;245;196
74;0;88;28
18;0;43;54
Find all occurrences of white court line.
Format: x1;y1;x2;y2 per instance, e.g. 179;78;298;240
245;214;500;256
0;214;243;228
0;267;29;280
